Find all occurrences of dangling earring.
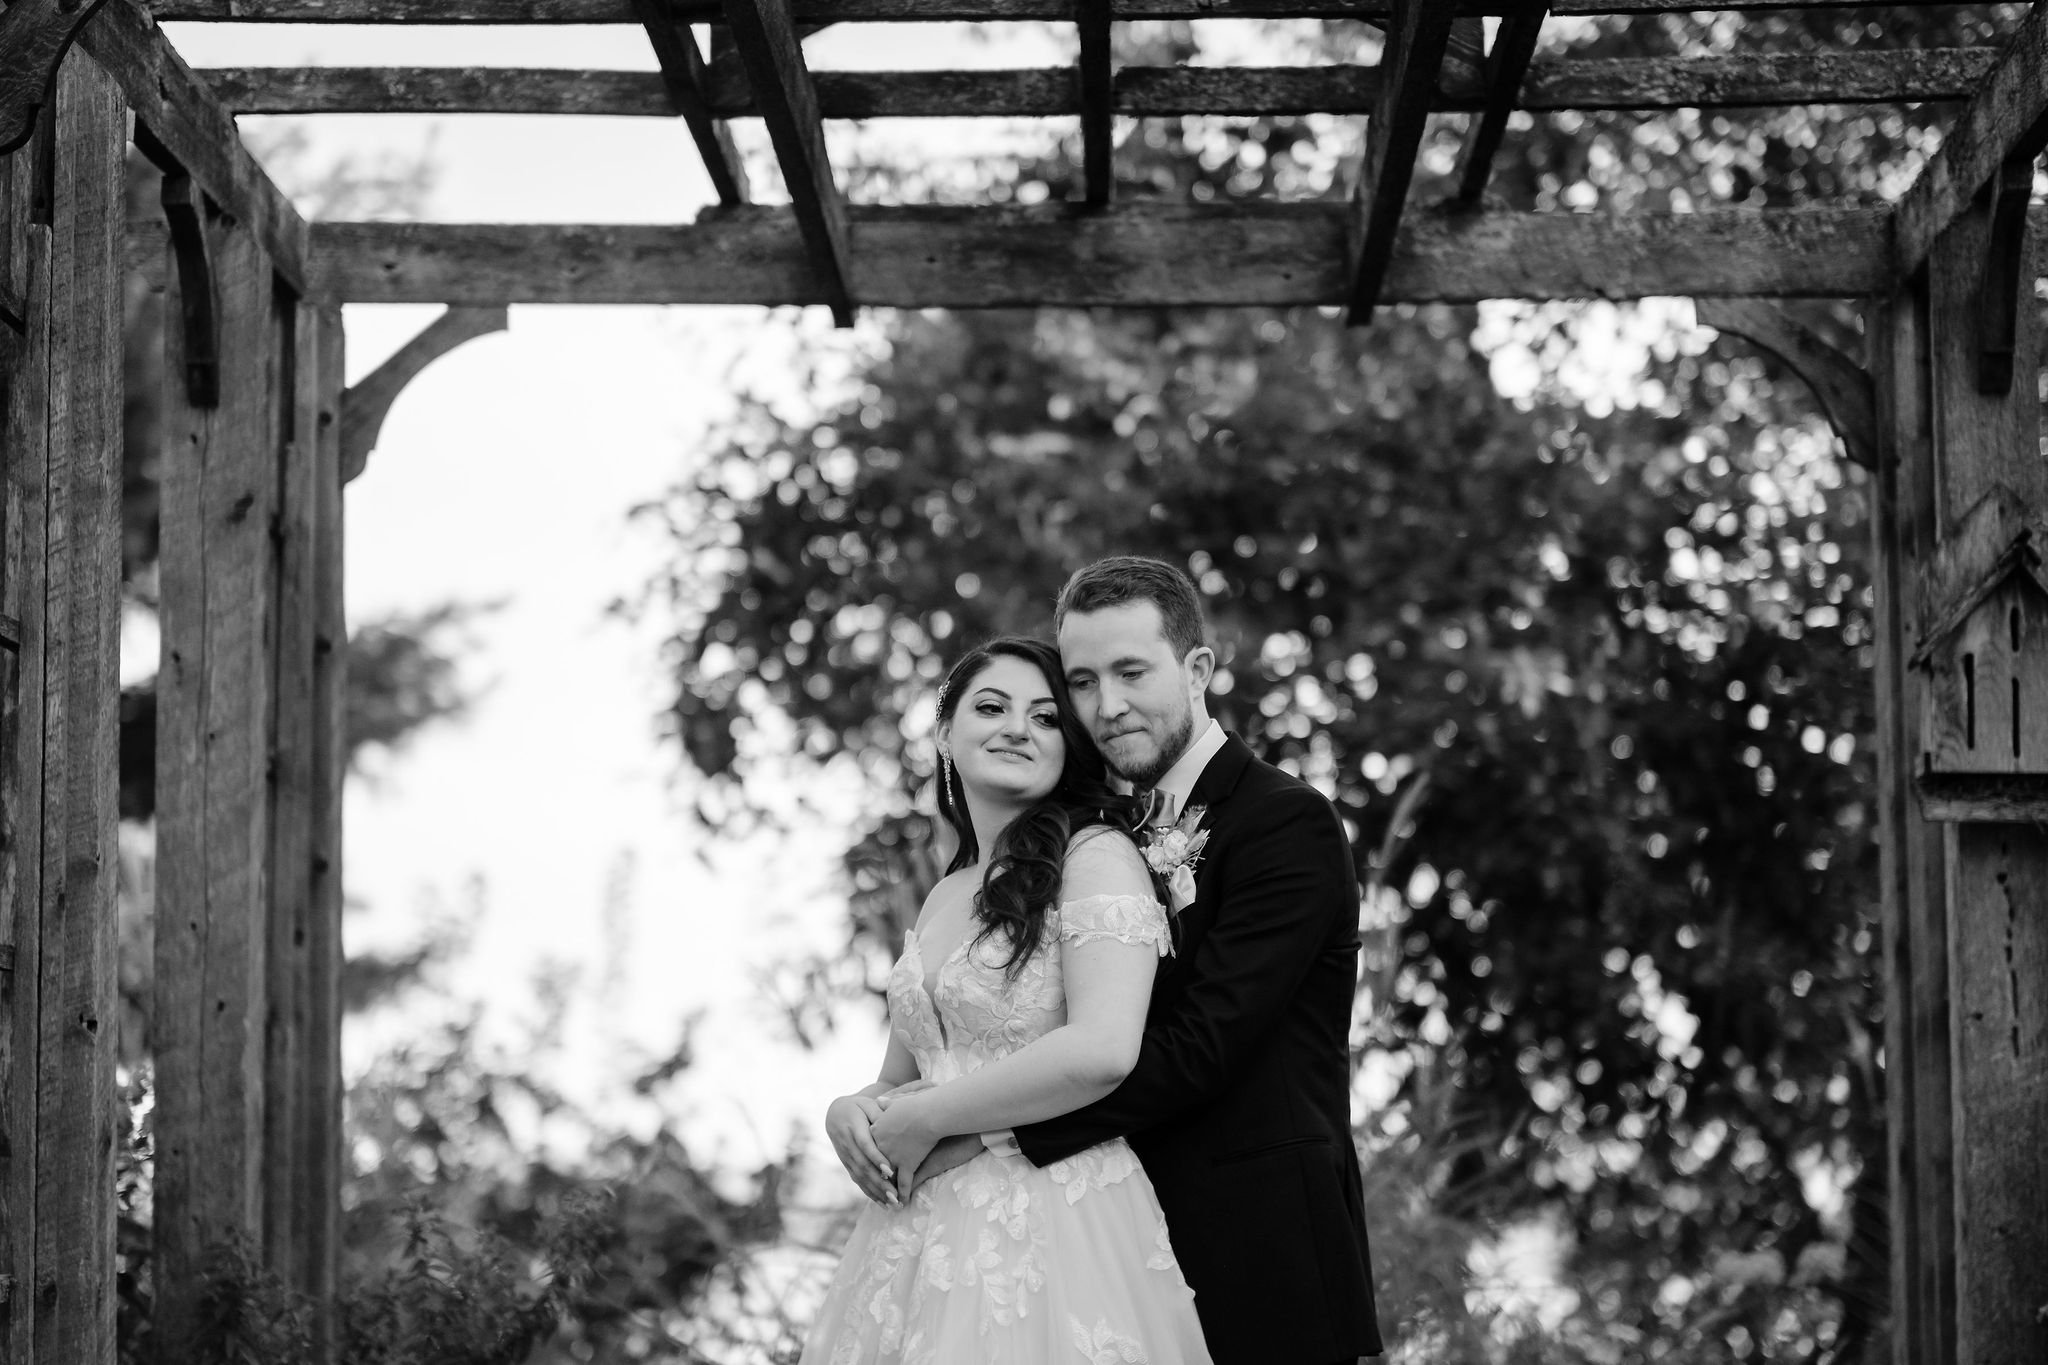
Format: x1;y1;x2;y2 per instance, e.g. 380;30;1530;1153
939;747;955;795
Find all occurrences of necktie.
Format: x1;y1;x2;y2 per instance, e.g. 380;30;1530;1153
1137;787;1179;828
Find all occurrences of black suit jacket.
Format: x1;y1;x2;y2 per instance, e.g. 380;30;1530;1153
1016;733;1382;1364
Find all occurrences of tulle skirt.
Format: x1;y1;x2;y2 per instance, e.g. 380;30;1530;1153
800;1139;1214;1365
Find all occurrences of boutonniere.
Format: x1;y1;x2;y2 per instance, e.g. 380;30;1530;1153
1140;805;1211;914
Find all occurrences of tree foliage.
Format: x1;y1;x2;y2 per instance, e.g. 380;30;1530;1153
643;11;2027;1360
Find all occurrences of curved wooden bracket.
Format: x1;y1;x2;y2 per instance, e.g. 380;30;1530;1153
161;172;221;408
1975;153;2034;396
0;0;111;157
339;305;508;484
1697;298;1880;470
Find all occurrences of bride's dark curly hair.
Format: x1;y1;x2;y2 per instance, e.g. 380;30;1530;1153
934;637;1142;979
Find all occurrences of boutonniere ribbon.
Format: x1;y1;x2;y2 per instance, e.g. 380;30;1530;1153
1140;805;1211;914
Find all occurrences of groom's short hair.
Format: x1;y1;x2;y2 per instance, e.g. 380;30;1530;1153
1055;556;1208;661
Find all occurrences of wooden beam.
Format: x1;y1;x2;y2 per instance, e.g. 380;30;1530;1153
198;49;2002;120
147;0;1980;20
0;0;115;157
1453;0;1548;204
722;0;855;325
305;204;1896;307
1078;0;1112;205
1695;298;1877;468
339;305;508;482
1346;0;1455;324
629;0;749;205
76;0;309;289
1896;0;2048;278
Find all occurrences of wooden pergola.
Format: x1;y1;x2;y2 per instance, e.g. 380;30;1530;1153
0;1;2043;1361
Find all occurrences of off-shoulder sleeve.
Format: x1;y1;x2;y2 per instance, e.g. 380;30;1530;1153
1057;893;1171;956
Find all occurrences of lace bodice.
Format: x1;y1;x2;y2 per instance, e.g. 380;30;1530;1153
887;894;1170;1085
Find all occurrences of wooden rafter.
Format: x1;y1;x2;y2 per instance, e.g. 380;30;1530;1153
145;0;1981;21
198;49;2002;121
283;206;1897;308
78;0;309;288
722;0;855;324
1895;0;2048;278
629;0;750;204
1346;0;1454;325
1452;1;1548;203
1078;0;1112;204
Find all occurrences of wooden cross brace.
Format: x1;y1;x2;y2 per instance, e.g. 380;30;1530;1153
0;0;112;157
1976;152;2034;396
161;171;222;408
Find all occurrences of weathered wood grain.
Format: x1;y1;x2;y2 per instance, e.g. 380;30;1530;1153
32;51;124;1365
1347;0;1457;322
723;0;853;324
0;0;114;157
77;0;309;290
152;197;281;1361
1077;1;1112;205
1869;286;1957;1365
1695;298;1877;468
339;305;507;482
262;299;342;1361
300;301;345;1363
630;0;749;204
142;0;1982;21
306;204;1897;306
1453;0;1548;203
198;50;2002;120
1520;47;1997;110
0;168;52;1365
1948;825;2048;1357
1896;0;2048;278
1924;207;2045;1365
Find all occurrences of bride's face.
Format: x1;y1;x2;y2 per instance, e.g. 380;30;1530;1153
942;656;1066;809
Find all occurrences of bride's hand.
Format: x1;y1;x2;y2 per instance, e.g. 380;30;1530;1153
824;1094;897;1205
869;1092;941;1200
874;1078;935;1109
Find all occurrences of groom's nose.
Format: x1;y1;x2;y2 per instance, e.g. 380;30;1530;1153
1095;685;1128;720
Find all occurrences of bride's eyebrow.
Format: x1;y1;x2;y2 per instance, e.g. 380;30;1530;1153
973;686;1057;707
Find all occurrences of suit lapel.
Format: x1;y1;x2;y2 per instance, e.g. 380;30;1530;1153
1153;733;1256;989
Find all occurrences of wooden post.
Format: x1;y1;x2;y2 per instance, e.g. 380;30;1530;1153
1927;209;2048;1365
1870;282;1958;1365
263;298;345;1360
152;187;283;1359
0;49;125;1365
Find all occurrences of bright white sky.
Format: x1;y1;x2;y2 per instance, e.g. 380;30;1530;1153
150;19;1075;1178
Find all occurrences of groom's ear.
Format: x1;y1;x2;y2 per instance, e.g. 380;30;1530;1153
1183;645;1216;693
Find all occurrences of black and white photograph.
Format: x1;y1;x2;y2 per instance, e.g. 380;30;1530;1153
1;3;2045;1363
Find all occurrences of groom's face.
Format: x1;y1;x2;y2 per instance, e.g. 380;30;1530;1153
1057;601;1211;788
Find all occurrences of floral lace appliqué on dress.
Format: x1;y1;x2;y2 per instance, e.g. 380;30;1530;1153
800;894;1212;1365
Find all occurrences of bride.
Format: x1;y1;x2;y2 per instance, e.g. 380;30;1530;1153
799;636;1214;1365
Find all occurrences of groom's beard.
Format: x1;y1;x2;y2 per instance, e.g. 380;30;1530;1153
1105;705;1195;790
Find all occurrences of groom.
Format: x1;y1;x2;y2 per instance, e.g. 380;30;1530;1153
922;556;1382;1364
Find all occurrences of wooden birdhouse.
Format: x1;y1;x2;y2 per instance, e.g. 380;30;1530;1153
1908;487;2048;821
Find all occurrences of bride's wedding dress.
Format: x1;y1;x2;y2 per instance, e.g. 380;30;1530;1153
801;892;1214;1365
